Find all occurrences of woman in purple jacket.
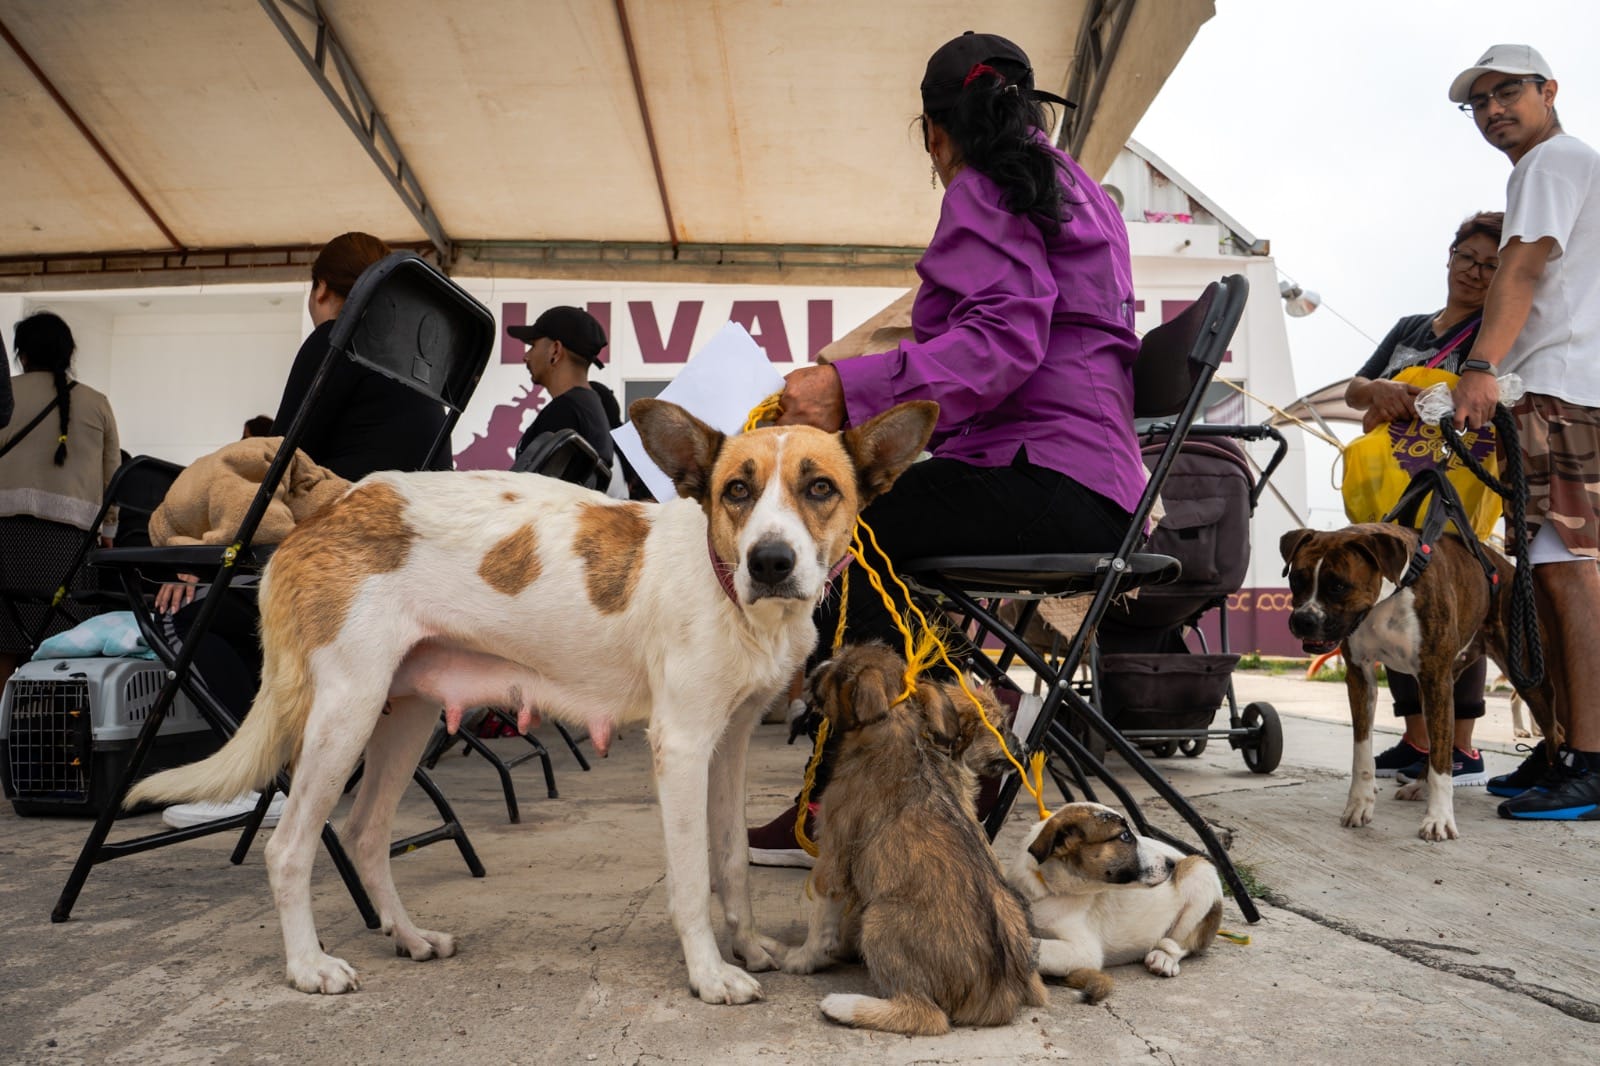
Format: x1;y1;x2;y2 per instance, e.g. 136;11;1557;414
751;32;1144;865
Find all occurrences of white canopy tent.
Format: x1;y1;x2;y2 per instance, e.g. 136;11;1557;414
0;0;1213;290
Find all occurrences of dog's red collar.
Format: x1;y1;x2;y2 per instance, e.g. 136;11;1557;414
704;537;853;607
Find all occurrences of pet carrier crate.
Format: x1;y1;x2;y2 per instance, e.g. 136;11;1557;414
0;658;219;817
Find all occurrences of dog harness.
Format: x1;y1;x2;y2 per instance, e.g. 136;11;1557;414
1382;466;1500;594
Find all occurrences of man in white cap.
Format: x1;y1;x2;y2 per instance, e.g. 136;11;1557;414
1448;45;1600;820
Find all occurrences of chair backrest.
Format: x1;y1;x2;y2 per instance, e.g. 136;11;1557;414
1132;276;1248;419
240;253;495;555
511;429;613;491
1116;275;1250;555
330;252;497;455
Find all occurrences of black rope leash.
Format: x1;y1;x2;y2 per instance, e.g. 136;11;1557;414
1438;407;1545;692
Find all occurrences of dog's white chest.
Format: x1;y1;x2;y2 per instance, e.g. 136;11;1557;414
1346;585;1422;674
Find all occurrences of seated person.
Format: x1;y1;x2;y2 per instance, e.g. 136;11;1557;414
508;306;615;482
747;32;1144;866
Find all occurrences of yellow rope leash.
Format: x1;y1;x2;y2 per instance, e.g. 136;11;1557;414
744;392;783;433
794;717;831;858
854;516;1050;821
831;568;850;653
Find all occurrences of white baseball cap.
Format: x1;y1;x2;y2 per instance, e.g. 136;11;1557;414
1449;44;1554;104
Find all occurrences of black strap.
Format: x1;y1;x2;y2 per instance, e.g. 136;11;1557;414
1382;466;1500;592
0;381;75;461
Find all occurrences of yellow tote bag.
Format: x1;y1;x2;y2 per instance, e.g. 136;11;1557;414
1340;365;1503;539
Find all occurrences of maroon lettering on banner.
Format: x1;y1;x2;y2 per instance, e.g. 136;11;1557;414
807;300;834;360
1191;587;1297;657
501;302;528;363
633;301;703;363
1163;299;1232;363
730;301;792;363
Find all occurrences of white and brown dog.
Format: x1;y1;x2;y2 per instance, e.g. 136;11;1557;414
126;398;938;1001
1009;803;1223;1002
1280;524;1559;841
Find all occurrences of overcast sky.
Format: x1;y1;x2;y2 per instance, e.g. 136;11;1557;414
1130;0;1600;522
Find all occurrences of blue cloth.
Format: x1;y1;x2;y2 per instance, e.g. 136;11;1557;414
32;611;157;660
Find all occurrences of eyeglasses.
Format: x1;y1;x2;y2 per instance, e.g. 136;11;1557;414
1450;249;1499;275
1458;77;1545;114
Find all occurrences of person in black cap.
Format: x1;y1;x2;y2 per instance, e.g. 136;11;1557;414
508;305;616;477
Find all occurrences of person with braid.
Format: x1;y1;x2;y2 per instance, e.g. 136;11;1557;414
0;311;121;691
748;32;1143;866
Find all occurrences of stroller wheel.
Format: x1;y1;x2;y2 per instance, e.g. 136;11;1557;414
1150;741;1178;758
1179;737;1207;757
1241;702;1283;774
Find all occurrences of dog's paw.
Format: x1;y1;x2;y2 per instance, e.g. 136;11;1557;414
1418;815;1459;842
689;961;764;1005
392;927;457;961
819;992;869;1025
780;944;834;975
1395;778;1427;802
730;932;783;973
1065;967;1113;1004
1340;793;1375;828
286;952;360;995
1145;947;1182;978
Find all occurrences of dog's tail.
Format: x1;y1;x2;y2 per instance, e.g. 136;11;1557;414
821;993;951;1037
123;570;314;809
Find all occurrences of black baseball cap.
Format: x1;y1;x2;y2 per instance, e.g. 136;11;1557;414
920;31;1074;113
508;305;608;367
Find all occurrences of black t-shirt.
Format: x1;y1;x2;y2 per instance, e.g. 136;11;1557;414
516;386;615;468
1357;312;1481;381
272;320;450;479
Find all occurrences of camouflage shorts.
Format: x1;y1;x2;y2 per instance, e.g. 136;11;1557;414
1514;393;1600;558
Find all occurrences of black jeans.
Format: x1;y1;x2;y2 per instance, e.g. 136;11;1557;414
798;452;1131;799
1387;655;1488;721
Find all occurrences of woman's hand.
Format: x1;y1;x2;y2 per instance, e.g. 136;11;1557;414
1351;378;1421;429
775;365;846;431
156;574;199;616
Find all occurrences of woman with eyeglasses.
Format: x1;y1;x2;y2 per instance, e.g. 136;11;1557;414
1344;209;1503;786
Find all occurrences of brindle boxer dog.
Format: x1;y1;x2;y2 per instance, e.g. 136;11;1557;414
1280;524;1559;840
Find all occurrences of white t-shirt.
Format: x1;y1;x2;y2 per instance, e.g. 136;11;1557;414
1501;133;1600;405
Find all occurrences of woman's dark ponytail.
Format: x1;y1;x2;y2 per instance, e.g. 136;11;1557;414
927;62;1077;234
13;312;76;465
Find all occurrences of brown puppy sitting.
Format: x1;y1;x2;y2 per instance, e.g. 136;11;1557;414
782;643;1046;1036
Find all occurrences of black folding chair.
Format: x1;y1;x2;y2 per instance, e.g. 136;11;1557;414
511;427;613;491
1;455;183;656
52;252;497;928
901;274;1263;923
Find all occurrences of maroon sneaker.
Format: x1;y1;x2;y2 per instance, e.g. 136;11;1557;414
747;802;818;868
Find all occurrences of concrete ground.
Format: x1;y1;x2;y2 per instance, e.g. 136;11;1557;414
1;670;1596;1065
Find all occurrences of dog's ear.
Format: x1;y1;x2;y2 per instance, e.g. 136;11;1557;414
630;399;725;504
1279;528;1315;576
841;401;939;505
1351;527;1412;584
842;658;897;729
914;681;964;755
1028;816;1076;865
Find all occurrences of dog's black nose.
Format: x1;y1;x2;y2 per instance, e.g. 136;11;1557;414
747;540;796;586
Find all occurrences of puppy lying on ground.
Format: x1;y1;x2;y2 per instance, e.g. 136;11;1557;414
149;436;350;546
1009;803;1223;1001
783;643;1044;1036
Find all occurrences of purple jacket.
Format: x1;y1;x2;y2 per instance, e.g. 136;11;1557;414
834;142;1144;515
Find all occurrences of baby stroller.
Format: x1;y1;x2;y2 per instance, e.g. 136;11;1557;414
1086;423;1290;773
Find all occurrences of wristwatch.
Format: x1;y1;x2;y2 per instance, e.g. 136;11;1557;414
1459;358;1497;375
